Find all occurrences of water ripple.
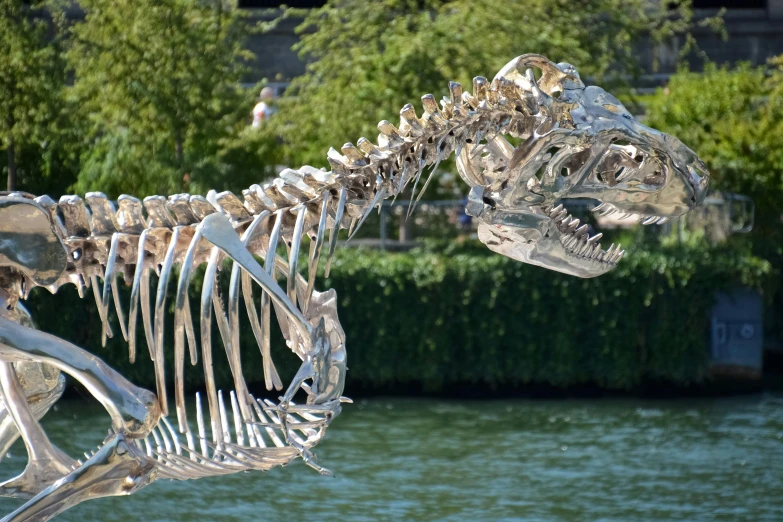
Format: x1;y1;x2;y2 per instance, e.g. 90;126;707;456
1;394;782;521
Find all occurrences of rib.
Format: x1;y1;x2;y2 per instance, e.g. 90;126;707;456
211;265;253;428
229;390;245;447
304;194;330;313
200;246;225;445
128;229;151;364
174;227;204;432
217;390;231;445
90;275;113;345
195;392;208;458
348;181;386;242
152;227;182;417
100;233;127;345
287;206;307;312
324;187;346;278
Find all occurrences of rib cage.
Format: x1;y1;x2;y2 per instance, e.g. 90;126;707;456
130;393;322;480
3;65;568;481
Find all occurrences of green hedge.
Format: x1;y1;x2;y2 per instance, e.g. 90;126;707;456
23;242;774;394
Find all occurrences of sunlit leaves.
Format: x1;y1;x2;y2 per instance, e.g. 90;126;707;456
270;0;715;176
0;0;68;191
645;62;783;254
67;0;278;198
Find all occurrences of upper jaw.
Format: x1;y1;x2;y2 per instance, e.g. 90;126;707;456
552;145;709;220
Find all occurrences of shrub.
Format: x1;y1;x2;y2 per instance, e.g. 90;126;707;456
24;242;773;394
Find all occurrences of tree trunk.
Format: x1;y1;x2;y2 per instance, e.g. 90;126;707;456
7;138;16;192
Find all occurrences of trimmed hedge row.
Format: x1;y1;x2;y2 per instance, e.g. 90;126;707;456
24;242;774;394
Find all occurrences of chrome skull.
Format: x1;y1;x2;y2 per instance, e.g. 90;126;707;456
459;55;709;278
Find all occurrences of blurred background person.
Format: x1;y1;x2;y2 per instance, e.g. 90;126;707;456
252;86;277;128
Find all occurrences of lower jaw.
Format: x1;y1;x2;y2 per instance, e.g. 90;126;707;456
477;223;615;279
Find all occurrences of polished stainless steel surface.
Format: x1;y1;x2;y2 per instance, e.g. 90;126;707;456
460;55;709;277
0;55;708;520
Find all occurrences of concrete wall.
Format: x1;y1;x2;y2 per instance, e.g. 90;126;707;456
244;13;306;83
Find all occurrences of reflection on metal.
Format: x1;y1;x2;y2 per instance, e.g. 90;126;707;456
699;192;755;234
0;54;707;521
591;191;754;238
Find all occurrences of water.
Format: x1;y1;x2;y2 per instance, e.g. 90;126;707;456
1;394;782;521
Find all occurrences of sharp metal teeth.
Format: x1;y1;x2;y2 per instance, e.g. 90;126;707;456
656;217;668;224
549;204;564;216
587;233;603;244
600;207;616;217
554;209;568;222
592;203;607;212
574;224;589;237
567;218;580;233
614;249;625;262
605;243;617;258
564;234;578;249
642;216;658;225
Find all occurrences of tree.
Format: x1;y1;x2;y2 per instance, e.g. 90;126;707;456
0;0;67;192
67;0;278;197
269;0;721;171
645;62;783;251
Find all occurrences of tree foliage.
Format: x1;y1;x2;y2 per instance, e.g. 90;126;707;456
24;242;772;392
2;0;723;201
270;0;720;170
67;0;279;197
645;62;783;251
0;0;67;191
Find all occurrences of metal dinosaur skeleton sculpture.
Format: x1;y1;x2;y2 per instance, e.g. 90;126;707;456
0;55;708;521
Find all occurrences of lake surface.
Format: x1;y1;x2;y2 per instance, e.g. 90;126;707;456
1;394;782;521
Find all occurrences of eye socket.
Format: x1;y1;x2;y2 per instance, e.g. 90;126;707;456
597;169;622;185
643;171;665;186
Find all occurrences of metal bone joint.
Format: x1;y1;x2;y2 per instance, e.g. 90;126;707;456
0;54;708;521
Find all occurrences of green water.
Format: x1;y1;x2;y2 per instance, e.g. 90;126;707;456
1;394;782;521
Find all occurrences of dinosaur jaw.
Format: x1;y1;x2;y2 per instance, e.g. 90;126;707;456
477;196;685;278
476;198;624;277
478;218;619;279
